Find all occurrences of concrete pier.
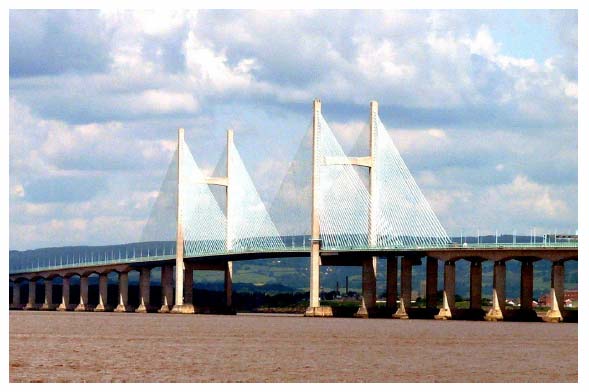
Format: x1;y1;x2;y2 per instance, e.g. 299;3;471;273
426;257;438;309
485;261;506;321
225;261;233;308
12;282;21;309
75;276;90;311
95;274;110;312
184;265;193;306
159;265;173;313
542;288;563;323
25;280;37;310
520;260;534;311
386;256;398;311
40;279;54;310
444;261;456;309
115;272;133;312
400;257;412;309
469;260;482;310
493;261;507;313
551;261;565;311
356;257;377;317
57;277;70;311
172;264;195;314
136;267;152;313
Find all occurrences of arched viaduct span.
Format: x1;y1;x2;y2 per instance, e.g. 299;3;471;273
9;245;577;322
9;100;578;322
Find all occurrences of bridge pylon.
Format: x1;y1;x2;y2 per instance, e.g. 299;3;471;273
171;128;194;314
171;128;234;314
305;99;332;316
305;99;380;317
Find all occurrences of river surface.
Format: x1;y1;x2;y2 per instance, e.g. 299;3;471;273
9;311;577;382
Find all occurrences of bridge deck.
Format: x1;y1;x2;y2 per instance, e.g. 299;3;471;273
9;243;578;278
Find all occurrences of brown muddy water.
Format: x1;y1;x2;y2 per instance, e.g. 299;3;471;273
9;311;577;383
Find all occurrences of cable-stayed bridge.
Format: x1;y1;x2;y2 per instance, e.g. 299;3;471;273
9;100;577;322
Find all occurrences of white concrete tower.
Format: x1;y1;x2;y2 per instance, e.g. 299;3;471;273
305;99;333;317
171;128;194;313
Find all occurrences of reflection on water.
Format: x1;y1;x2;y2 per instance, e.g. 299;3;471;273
9;311;577;382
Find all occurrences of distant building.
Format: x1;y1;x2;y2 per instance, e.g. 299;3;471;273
539;289;578;307
565;289;578;302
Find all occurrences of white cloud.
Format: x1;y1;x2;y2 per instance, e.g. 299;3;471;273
184;31;256;92
494;175;570;219
137;90;199;113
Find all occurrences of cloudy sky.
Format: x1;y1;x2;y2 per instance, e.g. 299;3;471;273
9;9;578;250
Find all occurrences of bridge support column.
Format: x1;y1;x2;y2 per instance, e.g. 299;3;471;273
115;272;133;312
305;243;332;316
136;267;152;313
386;256;398;311
393;256;412;319
95;274;110;312
494;261;506;313
486;261;506;321
159;265;173;313
25;280;37;310
551;261;565;311
75;276;90;311
356;257;377;318
11;282;21;309
305;99;332;317
40;279;54;310
401;257;412;308
469;260;482;310
184;264;194;306
444;261;456;309
426;257;438;309
172;263;195;314
57;277;70;311
520;260;534;311
225;261;233;310
436;260;455;320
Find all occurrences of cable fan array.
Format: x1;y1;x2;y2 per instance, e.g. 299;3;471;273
142;110;449;256
144;135;285;257
316;114;450;249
